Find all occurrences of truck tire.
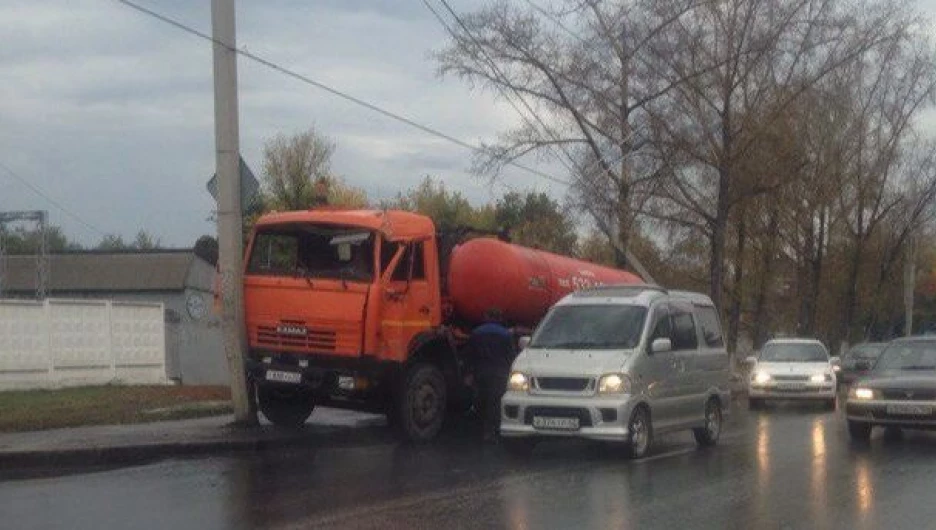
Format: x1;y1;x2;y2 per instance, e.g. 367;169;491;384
258;385;315;428
397;363;448;443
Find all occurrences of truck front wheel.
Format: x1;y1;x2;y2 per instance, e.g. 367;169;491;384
397;363;448;442
258;385;315;428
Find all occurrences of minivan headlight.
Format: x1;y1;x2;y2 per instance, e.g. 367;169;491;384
508;372;529;392
753;371;771;385
598;373;631;394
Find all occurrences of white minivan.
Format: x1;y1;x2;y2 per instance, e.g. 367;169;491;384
500;285;731;458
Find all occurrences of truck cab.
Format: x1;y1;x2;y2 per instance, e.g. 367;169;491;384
243;209;454;437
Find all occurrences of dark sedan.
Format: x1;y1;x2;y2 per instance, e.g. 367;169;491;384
837;342;887;387
846;337;936;442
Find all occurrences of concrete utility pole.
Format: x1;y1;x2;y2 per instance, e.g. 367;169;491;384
211;0;256;425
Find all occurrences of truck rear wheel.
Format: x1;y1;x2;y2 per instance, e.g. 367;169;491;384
258;385;315;428
397;363;447;443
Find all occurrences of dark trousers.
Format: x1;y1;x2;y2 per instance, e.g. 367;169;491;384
477;370;508;438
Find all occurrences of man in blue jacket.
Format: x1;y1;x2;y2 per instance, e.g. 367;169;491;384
468;308;517;442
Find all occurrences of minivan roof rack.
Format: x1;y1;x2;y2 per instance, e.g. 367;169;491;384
574;284;668;297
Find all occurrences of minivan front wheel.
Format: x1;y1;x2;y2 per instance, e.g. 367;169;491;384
626;406;653;459
694;398;722;447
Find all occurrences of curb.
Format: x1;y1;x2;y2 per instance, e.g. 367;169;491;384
0;424;389;475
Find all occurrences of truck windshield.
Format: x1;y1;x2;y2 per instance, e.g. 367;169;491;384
760;343;828;363
247;224;375;281
530;305;647;350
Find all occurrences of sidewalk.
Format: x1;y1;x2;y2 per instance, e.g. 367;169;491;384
0;408;387;473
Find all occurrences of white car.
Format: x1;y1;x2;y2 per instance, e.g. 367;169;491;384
747;338;838;410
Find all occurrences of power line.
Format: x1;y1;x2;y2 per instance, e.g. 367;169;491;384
0;160;106;236
114;0;568;187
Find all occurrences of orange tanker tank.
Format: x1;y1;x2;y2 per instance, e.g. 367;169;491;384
446;238;643;328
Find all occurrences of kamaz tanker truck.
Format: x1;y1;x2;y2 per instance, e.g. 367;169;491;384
243;208;642;441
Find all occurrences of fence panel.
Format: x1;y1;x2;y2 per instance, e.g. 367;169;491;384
0;299;166;390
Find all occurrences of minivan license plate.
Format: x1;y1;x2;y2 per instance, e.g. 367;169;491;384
533;416;580;430
266;370;302;384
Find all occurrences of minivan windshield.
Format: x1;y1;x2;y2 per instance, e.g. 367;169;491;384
247;224;375;281
530;304;647;350
875;341;936;372
759;342;828;363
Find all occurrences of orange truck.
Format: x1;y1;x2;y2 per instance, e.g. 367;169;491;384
243;208;642;441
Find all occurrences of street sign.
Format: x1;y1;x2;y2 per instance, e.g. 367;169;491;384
206;156;260;210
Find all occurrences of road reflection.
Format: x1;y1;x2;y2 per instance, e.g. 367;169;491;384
810;418;828;513
855;456;873;517
756;413;770;486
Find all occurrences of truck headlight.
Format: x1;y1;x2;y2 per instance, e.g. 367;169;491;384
852;387;874;400
508;372;529;392
598;373;630;394
753;371;771;385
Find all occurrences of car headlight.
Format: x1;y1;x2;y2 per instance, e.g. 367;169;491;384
753;371;771;385
810;373;830;383
508;372;529;392
598;373;631;394
852;387;874;400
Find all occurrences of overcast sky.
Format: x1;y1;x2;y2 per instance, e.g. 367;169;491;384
2;0;936;248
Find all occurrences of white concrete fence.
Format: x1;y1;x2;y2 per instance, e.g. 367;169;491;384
0;299;167;390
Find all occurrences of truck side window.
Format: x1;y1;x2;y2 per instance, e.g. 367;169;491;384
695;305;724;347
391;243;426;281
671;307;699;351
380;240;400;275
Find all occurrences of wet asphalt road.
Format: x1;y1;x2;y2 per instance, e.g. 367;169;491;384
4;400;936;530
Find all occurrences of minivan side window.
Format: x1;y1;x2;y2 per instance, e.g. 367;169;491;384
695;305;724;347
671;305;699;351
649;305;672;342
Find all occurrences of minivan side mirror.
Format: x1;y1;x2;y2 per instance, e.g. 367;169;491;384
650;338;672;354
518;336;531;351
829;356;841;366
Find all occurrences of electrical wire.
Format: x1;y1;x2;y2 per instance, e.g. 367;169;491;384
114;0;568;187
0;160;106;236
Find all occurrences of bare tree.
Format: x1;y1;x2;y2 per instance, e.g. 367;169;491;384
649;0;901;313
434;0;701;271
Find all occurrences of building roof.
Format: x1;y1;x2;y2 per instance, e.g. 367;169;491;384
2;249;209;294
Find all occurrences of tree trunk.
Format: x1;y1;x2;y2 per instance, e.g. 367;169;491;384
752;210;779;349
841;237;865;348
727;208;746;354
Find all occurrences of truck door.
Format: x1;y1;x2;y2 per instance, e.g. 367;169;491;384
379;239;437;362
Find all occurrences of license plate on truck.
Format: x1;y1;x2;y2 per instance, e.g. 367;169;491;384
266;370;302;384
533;416;580;431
